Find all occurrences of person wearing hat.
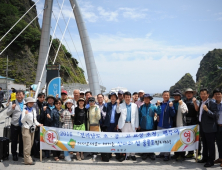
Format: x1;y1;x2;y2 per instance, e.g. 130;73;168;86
73;98;87;161
135;90;145;108
80;91;85;98
87;97;101;161
46;98;64;161
138;93;161;161
171;89;188;161
61;90;68;109
183;88;200;159
60;99;75;162
41;95;56;158
117;90;124;104
21;97;43;165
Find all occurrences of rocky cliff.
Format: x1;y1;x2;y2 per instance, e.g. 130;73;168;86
169;73;196;96
0;0;86;86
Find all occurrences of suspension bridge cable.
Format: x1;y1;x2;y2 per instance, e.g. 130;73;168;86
53;4;75;64
51;12;82;83
51;44;75;84
0;8;45;56
54;1;86;83
34;0;65;99
50;26;80;83
0;0;41;42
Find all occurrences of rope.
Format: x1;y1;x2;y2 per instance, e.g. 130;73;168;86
0;8;45;55
0;0;41;42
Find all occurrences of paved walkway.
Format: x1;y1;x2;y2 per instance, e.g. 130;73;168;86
0;109;221;170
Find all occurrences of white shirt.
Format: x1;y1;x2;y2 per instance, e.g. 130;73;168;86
199;99;208;122
21;108;40;129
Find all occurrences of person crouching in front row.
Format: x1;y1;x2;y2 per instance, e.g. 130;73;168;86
116;91;139;161
21;97;43;165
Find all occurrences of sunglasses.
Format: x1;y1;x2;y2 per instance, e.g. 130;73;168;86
89;101;95;103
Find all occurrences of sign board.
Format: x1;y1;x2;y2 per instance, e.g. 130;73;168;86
46;64;60;70
47;77;61;98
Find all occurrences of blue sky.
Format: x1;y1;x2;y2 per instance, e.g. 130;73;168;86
33;0;222;93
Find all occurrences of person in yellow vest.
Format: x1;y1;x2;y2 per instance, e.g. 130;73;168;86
7;88;16;106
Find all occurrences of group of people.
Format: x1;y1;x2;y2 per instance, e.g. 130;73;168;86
5;87;222;168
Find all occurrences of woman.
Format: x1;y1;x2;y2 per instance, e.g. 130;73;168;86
87;97;101;162
60;99;74;162
21;97;43;165
47;98;64;161
73;98;87;161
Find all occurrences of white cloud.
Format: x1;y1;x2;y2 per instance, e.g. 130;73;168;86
97;7;118;21
119;7;147;19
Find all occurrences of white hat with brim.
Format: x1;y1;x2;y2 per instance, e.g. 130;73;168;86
138;90;145;93
65;99;74;105
25;97;36;105
184;88;196;95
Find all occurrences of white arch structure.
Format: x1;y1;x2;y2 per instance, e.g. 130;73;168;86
35;0;101;96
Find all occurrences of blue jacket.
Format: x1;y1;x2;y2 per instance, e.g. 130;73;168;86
47;108;64;128
103;102;120;127
139;104;161;130
158;101;176;128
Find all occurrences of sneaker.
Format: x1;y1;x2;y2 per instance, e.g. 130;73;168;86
176;155;185;161
65;156;71;162
185;153;194;158
141;153;148;160
163;156;169;161
92;155;97;162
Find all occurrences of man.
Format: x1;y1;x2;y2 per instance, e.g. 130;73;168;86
183;88;200;159
73;89;80;107
97;94;106;132
6;90;24;161
61;90;68;109
80;91;85;98
135;90;145;108
132;92;139;103
117;90;124;104
139;93;161;160
32;93;46;158
85;91;92;109
213;89;222;167
172;89;188;161
116;91;139;161
197;88;217;167
42;95;56;158
156;90;175;161
0;87;4;109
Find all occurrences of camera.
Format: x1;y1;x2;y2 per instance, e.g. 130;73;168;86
29;125;35;133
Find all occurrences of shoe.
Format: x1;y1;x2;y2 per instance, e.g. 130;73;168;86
156;154;164;158
76;154;81;161
13;154;18;161
171;155;178;159
176;155;185;161
204;162;214;167
163;156;169;161
198;159;207;163
92;155;97;162
81;153;84;160
214;158;222;164
149;154;156;160
131;156;137;161
25;162;35;165
18;153;23;157
118;156;125;162
64;156;71;162
185;153;194;158
126;156;130;160
142;154;148;160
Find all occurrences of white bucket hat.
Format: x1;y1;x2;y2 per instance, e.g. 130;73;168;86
25;97;36;105
65;99;74;105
